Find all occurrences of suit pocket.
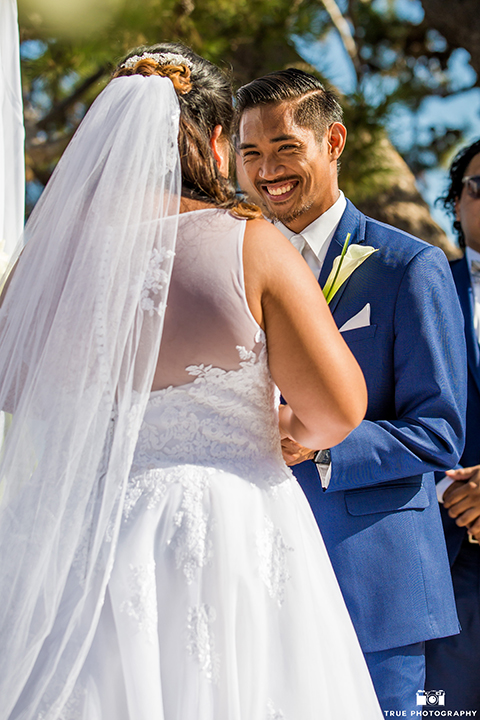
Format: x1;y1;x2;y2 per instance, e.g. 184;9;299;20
340;324;377;342
345;482;430;516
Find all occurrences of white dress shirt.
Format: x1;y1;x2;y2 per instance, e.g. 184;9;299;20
275;191;347;278
466;246;480;344
437;245;480;503
276;191;347;488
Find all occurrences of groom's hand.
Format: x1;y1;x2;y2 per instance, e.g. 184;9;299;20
278;404;316;465
281;437;316;466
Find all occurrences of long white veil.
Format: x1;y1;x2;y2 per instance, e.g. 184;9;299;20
0;74;181;719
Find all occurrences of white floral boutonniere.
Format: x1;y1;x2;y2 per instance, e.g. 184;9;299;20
323;232;378;304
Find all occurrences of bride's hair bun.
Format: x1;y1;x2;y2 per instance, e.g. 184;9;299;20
113;55;192;95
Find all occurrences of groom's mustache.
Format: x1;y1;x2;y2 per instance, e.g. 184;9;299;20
257;176;299;186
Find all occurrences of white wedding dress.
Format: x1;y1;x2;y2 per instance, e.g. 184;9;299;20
61;208;382;720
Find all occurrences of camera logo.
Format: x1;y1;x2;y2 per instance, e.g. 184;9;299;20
416;690;446;706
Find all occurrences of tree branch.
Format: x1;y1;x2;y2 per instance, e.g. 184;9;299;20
319;0;361;77
36;66;109;130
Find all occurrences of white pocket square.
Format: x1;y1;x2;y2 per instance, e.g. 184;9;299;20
339;303;371;332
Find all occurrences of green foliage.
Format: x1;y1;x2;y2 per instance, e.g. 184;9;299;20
19;0;323;210
18;0;479;217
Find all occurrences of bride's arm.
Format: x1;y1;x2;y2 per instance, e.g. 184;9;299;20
243;218;367;451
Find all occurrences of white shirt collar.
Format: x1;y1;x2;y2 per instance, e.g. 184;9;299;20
465;246;480;344
274;191;346;265
465;245;480;266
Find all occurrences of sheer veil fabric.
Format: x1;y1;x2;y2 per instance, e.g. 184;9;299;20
0;75;181;719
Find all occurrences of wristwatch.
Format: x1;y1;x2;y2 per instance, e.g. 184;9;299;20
313;448;331;469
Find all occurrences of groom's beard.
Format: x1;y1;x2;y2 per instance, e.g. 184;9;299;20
272;199;314;225
260;197;315;225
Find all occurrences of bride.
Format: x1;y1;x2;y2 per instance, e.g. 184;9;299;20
0;43;382;719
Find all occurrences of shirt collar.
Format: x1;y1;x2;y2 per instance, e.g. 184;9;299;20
466;245;480;266
274;191;346;262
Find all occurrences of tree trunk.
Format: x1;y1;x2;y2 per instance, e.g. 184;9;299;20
344;135;461;260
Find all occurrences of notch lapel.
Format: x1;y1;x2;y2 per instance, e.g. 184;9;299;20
319;200;366;314
451;256;480;396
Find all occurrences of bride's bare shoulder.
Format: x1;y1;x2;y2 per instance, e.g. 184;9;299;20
243;217;312;279
244;218;297;260
244;217;281;238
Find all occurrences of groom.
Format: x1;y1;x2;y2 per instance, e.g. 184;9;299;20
235;69;467;713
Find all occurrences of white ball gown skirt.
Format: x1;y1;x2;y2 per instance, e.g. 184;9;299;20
61;342;382;720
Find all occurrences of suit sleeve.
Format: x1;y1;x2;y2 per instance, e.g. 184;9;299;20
327;244;467;492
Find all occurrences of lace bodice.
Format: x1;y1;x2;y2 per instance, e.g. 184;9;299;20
129;330;290;490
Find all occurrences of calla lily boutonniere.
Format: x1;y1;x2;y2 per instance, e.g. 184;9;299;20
323;233;378;304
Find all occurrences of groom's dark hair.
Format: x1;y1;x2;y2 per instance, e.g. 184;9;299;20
235;68;343;145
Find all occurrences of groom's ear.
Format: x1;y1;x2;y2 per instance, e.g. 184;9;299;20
210;125;229;177
326;122;347;161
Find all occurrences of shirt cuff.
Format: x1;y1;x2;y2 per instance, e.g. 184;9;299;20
436;475;455;503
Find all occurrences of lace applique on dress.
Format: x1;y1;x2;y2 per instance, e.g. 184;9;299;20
170;466;214;583
266;699;285;720
119;562;158;644
140;246;175;316
186;603;220;683
128;330;291;485
257;515;293;607
56;684;87;720
124;467;169;520
124;464;214;583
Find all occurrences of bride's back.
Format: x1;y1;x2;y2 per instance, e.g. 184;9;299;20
153;208;260;390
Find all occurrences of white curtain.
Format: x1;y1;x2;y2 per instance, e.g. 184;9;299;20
0;0;25;261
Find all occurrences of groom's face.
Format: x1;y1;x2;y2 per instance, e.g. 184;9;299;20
237;101;343;232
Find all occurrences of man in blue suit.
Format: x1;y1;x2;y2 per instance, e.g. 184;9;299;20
236;69;467;714
425;139;480;712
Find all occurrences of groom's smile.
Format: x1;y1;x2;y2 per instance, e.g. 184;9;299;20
237;102;343;233
261;178;299;201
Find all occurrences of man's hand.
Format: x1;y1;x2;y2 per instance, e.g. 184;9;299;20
443;466;480;540
278;404;316;466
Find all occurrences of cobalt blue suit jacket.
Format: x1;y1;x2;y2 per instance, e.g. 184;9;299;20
438;255;480;565
293;199;467;653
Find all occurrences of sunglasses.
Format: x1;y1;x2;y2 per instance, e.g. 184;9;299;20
462;175;480;199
